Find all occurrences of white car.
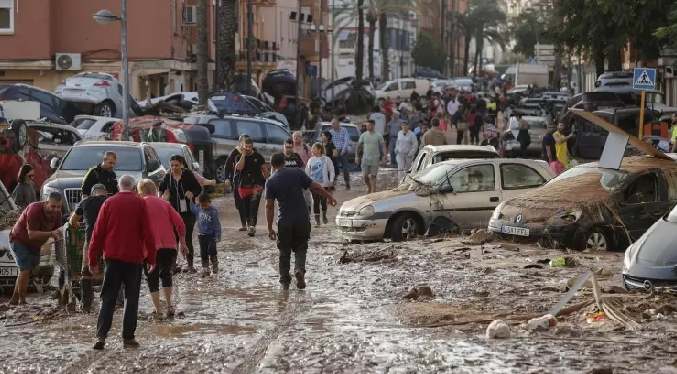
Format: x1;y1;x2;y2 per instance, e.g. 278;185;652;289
375;79;431;102
430;80;458;94
138;92;200;110
55;72;142;118
71;114;121;140
336;158;555;242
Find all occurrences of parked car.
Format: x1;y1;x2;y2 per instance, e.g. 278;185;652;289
454;78;475;93
408;145;500;176
138;92;200;111
558;92;626;122
502;116;548;157
375;79;431;103
623;202;677;290
488;156;677;251
337;158;555;242
55;72;143;118
183;114;291;182
413;69;444;80
42;141;167;213
430;80;458;95
313;123;360;163
0;84;71;124
0;181;53;290
0;121;53;194
594;71;634;92
209;91;262;115
28;122;83;158
71;114;121;140
149;142;201;172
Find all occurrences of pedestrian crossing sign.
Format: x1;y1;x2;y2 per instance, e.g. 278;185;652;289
633;68;656;90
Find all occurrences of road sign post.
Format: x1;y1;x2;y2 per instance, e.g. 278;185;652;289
633;68;657;140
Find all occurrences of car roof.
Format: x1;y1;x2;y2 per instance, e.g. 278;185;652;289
435;157;545;168
73;140;144;147
148;142;187;148
12;83;56;94
423;144;498;154
74;114;120;121
220;113;283;126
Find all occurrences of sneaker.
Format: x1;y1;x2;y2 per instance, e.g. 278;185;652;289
166;307;175;318
184;266;197;274
123;338;140;348
201;267;210;277
280;283;290;290
247;226;256;237
93;338;105;350
322;214;328;224
172;265;182;274
295;271;306;290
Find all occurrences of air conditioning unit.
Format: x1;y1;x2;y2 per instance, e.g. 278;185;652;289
183;5;197;25
55;53;82;71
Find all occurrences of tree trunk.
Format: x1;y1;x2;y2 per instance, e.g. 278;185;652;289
552;42;562;90
593;45;605;77
473;34;482;78
606;48;622;71
379;13;389;81
566;45;573;94
463;31;472;75
367;18;377;79
355;0;365;82
218;0;237;91
197;0;209;106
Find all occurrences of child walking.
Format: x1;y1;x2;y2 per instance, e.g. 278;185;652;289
305;142;335;227
191;194;222;277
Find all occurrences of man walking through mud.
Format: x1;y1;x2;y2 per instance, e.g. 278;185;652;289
89;175;156;350
235;138;269;237
356;119;387;194
329;118;351;190
266;153;337;289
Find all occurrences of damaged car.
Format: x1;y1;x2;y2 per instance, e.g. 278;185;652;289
408;145;499;175
488;156;677;251
337;158;555;242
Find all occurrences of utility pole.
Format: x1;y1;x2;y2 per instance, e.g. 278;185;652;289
121;0;129;140
440;0;445;75
295;2;303;128
214;0;220;90
449;0;456;77
318;0;323;88
246;0;253;95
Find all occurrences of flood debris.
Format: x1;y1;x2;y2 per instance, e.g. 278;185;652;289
403;285;435;300
485;319;511;339
0;209;21;231
549;256;580;267
338;246;397;264
527;314;558;330
463;229;493;245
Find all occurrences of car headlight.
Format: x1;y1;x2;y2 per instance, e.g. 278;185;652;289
171;129;187;143
491;202;505;220
358;205;375;216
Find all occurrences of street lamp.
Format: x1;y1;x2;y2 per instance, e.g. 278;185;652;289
93;4;130;141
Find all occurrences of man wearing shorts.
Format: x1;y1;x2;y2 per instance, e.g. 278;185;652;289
356;119;387;194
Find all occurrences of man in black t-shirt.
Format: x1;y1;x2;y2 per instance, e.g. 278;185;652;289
265;153;336;289
235;138;269;237
541;123;557;164
68;183;108;311
283;138;304;168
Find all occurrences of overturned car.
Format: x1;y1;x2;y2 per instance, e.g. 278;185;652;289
488;156;677;251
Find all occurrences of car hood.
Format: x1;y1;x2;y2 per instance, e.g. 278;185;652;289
500;174;613;224
340;188;412;212
624;220;677;281
45;170;143;189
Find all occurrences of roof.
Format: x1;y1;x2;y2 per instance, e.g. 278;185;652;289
423;144;498;154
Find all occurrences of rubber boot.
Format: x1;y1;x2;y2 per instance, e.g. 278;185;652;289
322;212;328;224
210;255;219;273
314;214;321;228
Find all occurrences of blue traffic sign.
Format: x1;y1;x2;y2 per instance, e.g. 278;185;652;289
633;68;656;90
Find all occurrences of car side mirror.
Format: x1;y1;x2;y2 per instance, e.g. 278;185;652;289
192;162;200;171
147;159;160;172
50;157;61;170
438;185;455;194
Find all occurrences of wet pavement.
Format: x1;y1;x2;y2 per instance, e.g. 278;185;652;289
2;169;677;373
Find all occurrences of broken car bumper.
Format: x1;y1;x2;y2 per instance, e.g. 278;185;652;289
488;218;580;246
336;217;388;240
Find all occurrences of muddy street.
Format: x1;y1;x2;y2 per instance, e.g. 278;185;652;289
1;169;677;374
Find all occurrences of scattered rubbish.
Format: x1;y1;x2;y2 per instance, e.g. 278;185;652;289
565;268;613;291
524;264;544;269
549;256;579;267
601;286;628;294
594;268;613;277
426;216;458;237
338;246;396;264
463;229;493;245
656;304;676;316
482;267;495;275
536;259;551;264
403;285;434;300
587;311;607;323
452;247;473;252
587;368;613;374
494;243;519;251
485;319;511;339
475;290;490;297
527;314;558;330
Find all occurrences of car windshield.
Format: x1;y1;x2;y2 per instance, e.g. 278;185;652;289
76;119;97;130
548;166;628;190
152;145;184;168
61;146;142;171
412;161;466;185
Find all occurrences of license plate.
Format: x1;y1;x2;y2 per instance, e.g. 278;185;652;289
501;225;529;236
0;267;19;277
337;218;353;227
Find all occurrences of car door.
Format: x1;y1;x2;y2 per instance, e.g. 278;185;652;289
499;163;548;200
264;123;291;155
616;172;665;240
183;146;199;172
207;118;237;158
401;80;416;98
432;163;501;230
573;118;600;159
143;145;166;184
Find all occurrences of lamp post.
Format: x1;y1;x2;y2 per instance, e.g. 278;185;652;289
94;4;129;141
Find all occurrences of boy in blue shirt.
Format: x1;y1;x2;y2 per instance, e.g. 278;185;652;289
191;194;222;277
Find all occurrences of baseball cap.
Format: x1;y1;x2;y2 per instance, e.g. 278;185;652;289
91;183;107;193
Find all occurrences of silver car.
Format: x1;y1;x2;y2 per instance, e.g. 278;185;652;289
502;116;549;157
27;121;83;158
336;158;555;242
56;72;142;118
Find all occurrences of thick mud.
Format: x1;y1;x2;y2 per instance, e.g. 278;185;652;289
1;168;676;373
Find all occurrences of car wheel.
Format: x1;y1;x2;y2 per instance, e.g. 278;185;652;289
94;101;116;117
10;119;28;150
581;227;610;251
390;213;420;242
215;157;227;183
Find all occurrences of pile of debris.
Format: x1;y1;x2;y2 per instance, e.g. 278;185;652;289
0;209;21;231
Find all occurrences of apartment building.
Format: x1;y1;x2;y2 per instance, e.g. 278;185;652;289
417;0;467;77
0;0;215;99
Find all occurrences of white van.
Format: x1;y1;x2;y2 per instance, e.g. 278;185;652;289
375;79;431;102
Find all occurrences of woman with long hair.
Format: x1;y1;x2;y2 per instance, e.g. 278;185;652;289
12;164;37;209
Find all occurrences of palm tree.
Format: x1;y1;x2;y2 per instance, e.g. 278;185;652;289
196;0;209;106
356;0;365;81
217;0;237;91
365;12;378;79
450;0;506;75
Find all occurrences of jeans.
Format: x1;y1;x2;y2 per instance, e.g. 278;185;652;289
233;175;246;227
243;189;262;227
180;212;196;266
335;153;350;185
312;189;328;216
456;130;464;145
96;259;142;340
388;136;398;166
277;221;311;285
396;153;413;181
469;128;480;145
144;249;174;293
198;234;217;268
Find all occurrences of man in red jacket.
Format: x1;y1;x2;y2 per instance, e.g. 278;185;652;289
88;175;156;350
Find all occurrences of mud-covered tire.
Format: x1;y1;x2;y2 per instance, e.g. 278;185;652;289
578;227;610;251
94;100;116;117
390;213;420;242
215;157;227;183
9;119;27;151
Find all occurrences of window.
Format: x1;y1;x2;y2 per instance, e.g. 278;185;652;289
33;127;77;146
235;121;264;143
385;82;398;92
0;0;13;33
446;164;495;192
209;119;236;139
500;164;546;190
75;119;97;130
183;147;196;167
624;174;657;204
266;124;290;145
402;81;416;90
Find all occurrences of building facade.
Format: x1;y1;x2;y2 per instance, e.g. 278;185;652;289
417;0;467;77
0;0;216;100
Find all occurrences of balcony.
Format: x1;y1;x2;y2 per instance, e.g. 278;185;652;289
234;39;279;70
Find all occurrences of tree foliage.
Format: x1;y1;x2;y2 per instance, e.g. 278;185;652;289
653;3;677;51
510;8;552;59
411;34;446;72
